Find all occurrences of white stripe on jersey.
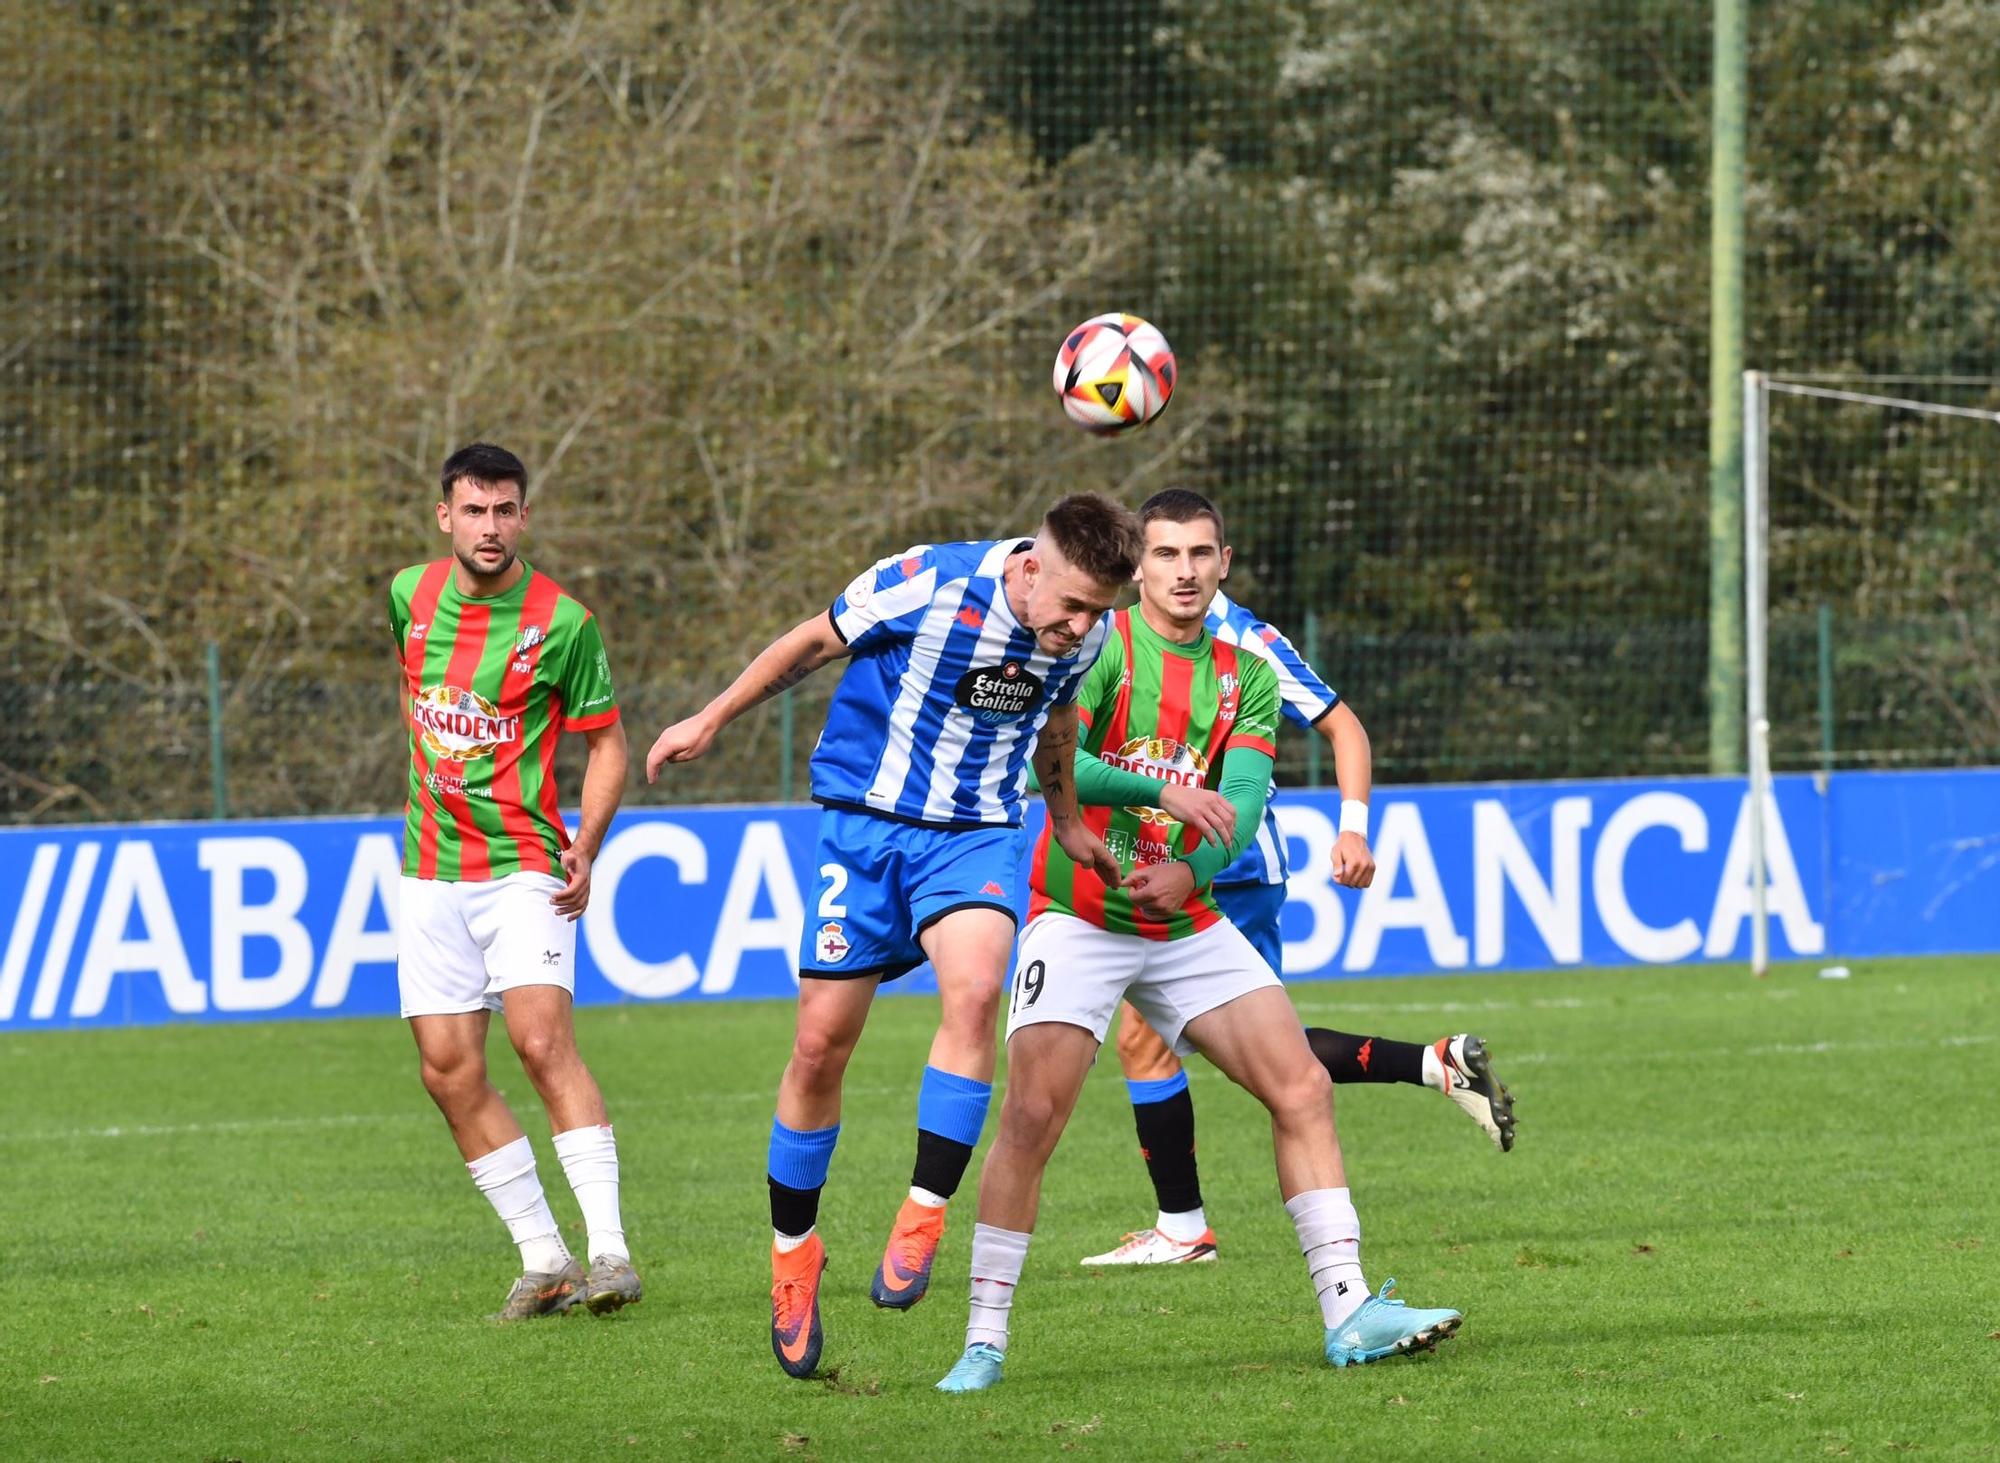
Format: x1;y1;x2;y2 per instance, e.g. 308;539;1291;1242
919;600;1022;822
864;583;969;811
835;565;939;643
1251;812;1284;879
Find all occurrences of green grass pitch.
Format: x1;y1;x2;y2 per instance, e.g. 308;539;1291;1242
2;957;1994;1459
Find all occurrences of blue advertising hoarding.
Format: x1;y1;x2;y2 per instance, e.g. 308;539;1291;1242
3;770;1996;1030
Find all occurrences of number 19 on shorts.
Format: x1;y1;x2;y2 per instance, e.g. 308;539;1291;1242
1012;958;1045;1013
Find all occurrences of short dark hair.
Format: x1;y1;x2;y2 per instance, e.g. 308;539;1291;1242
1040;493;1143;584
440;443;528;502
1139;488;1224;544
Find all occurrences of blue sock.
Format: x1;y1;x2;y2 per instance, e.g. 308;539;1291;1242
1126;1071;1190;1107
768;1118;840;1236
910;1066;993;1200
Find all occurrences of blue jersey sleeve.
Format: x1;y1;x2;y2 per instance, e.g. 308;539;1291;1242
1207;590;1339;729
829;545;941;652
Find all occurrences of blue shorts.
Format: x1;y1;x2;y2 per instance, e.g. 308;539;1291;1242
798;808;1026;981
1214;880;1287;975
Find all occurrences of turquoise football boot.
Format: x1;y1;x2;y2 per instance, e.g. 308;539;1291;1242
1324;1279;1463;1367
936;1342;1007;1393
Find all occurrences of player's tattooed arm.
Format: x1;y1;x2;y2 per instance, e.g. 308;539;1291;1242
646;613;851;781
1036;706;1124;887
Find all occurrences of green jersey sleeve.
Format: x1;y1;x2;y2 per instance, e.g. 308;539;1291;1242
1229;654;1283;760
557;610;620;731
388;567;419;653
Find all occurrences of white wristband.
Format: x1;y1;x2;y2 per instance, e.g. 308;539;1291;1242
1339;799;1369;839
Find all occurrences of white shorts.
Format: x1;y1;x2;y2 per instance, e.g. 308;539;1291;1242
1005;912;1282;1055
397;873;575;1019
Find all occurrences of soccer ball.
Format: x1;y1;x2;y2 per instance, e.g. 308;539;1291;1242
1052;313;1176;434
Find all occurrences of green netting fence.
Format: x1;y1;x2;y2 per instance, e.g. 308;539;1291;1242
4;1;1996;823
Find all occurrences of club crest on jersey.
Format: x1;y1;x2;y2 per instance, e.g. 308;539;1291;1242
1217;670;1239;717
1103;735;1210;828
845;571;873;608
814;921;851;964
411;684;521;762
954;659;1045;724
510;624;547;673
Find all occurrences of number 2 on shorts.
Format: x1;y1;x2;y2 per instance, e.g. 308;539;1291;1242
817;863;849;918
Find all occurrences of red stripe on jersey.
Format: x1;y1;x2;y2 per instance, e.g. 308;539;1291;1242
405;562;453;880
439;598;496;880
1131;641;1196;941
1175;639;1245;927
1101;612;1137;749
566;707;620;732
1231;735;1277;759
1070;803;1114;929
536;682;566;855
488;574;563;874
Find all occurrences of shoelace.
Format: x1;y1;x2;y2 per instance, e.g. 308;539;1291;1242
1111;1229;1154;1251
772;1273;812;1331
892;1221;937;1271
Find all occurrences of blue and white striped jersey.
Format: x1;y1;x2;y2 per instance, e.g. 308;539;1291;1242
814;539;1110;829
1206;589;1341;886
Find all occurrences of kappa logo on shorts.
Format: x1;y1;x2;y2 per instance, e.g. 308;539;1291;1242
981;881;1007;897
815;921;851;964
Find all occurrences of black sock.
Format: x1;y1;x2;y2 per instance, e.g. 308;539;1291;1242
1132;1088;1203;1213
769;1177;822;1237
1307;1028;1428;1086
910;1128;976;1201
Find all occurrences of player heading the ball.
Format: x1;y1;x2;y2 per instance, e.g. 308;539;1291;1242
935;489;1463;1394
646;494;1143;1380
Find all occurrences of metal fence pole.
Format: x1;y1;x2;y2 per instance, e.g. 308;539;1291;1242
206;641;229;820
1817;604;1835;781
1708;0;1748;775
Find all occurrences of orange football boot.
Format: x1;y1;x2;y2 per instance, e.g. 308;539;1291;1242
870;1196;946;1309
771;1233;827;1378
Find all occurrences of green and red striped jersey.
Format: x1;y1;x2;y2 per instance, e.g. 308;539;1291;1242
388;560;620;882
1030;608;1280;939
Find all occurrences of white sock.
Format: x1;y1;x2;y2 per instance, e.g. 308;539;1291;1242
468;1136;570;1274
909;1185;949;1209
966;1223;1031;1353
774;1226;816;1253
1156;1207;1208;1243
1285;1187;1368;1329
553;1124;627;1263
1422;1041;1447;1090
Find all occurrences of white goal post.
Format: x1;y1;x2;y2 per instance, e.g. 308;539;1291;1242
1740;370;2000;977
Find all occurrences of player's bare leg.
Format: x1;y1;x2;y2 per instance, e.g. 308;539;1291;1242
937;1020;1099;1392
1183;988;1462;1366
410;1010;582;1318
499;985;637;1312
873;908;1015;1310
768;975;878;1377
1083;1004;1217;1266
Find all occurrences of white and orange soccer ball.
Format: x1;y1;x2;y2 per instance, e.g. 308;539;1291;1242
1052;313;1176;434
